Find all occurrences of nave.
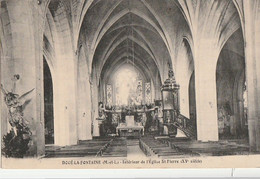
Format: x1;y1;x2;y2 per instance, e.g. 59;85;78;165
45;135;250;158
1;0;260;161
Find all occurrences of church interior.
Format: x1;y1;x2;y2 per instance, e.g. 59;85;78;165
1;0;260;158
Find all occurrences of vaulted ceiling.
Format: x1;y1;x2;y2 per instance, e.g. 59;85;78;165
77;0;190;84
45;0;243;87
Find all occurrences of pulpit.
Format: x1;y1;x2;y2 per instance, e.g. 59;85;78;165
161;64;179;137
116;115;144;137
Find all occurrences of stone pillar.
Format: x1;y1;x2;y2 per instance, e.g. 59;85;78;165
5;0;46;156
77;82;92;141
154;74;161;100
194;39;219;142
85;80;93;140
53;57;78;146
77;54;92;140
238;100;244;131
232;71;244;136
175;41;193;118
0;0;13;138
178;0;244;142
91;75;100;137
243;0;260;151
179;81;190;118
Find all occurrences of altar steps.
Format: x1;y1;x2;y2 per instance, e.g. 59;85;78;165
101;138;127;157
45;139;111;158
127;139;140;146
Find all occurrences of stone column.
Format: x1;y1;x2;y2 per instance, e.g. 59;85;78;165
77;48;93;141
85;79;93;140
77;67;93;140
77;82;93;141
5;0;46;156
178;0;243;142
243;0;260;151
53;56;78;146
0;1;14;138
179;81;190;118
175;41;193;118
91;74;100;137
194;39;219;142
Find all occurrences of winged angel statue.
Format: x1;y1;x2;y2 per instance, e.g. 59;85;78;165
1;75;34;157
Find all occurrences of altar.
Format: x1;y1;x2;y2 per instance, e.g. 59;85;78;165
116;115;144;137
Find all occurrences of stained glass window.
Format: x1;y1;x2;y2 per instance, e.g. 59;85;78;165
106;84;112;105
145;82;151;104
136;80;143;104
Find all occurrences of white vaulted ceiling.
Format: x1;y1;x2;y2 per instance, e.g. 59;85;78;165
46;0;243;85
77;0;190;84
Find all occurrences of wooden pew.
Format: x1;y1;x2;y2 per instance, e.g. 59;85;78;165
139;136;193;158
101;138;127;157
45;139;112;158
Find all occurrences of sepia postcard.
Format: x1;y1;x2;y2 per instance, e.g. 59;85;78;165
1;0;260;169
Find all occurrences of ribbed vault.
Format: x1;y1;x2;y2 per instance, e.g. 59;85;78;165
77;0;190;93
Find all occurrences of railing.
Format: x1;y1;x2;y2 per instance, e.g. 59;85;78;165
95;139;113;157
174;114;197;139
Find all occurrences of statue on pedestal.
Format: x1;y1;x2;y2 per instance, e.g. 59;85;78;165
1;75;34;157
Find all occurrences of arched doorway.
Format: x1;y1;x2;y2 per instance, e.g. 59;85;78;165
216;29;247;140
43;57;54;144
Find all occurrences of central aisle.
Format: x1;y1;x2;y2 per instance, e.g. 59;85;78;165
126;139;147;158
